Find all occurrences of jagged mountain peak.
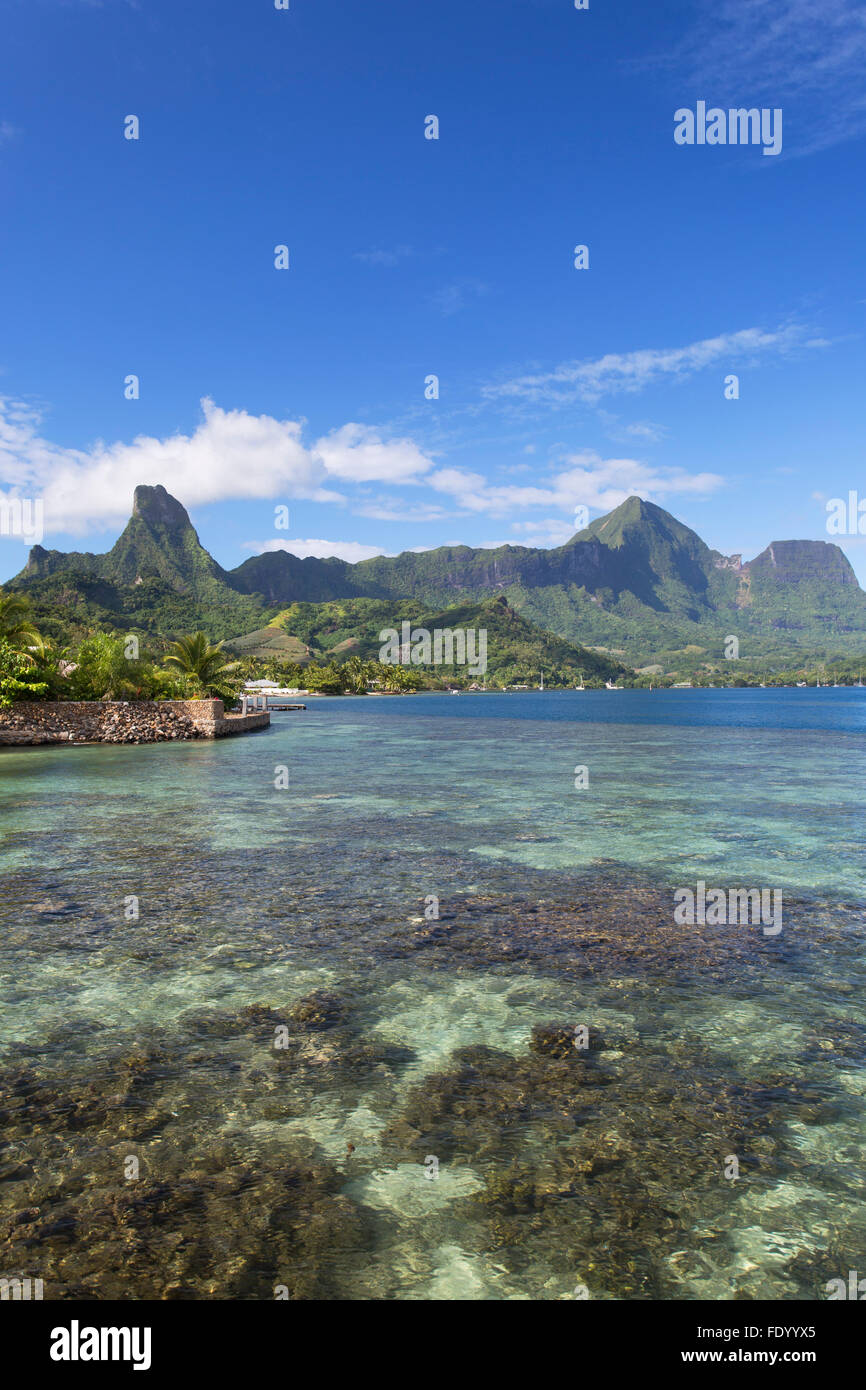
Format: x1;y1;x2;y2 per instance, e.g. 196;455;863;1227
132;484;194;531
572;495;707;554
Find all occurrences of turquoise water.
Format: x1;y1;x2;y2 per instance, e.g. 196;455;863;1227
0;689;864;1299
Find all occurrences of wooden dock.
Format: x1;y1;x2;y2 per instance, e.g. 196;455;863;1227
240;690;306;714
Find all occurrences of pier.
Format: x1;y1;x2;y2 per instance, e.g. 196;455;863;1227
240;687;306;714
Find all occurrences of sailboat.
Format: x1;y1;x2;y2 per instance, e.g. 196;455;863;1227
539;670;544;692
605;679;623;690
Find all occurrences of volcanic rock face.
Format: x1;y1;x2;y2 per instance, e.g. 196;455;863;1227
745;539;859;587
132;484;193;530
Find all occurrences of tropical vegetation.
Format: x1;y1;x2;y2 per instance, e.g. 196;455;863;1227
0;588;244;708
162;632;241;702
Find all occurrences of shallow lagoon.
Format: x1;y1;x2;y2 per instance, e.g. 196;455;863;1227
0;690;864;1299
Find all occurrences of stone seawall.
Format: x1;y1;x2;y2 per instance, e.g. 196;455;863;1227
0;699;270;746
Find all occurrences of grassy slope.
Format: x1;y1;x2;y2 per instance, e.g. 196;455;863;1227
226;595;629;682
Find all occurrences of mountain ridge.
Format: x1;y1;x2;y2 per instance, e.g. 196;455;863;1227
8;485;865;669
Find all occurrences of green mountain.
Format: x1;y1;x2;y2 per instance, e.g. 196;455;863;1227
9;485;866;673
12;484;263;643
232;495;866;668
230;548;368;604
225;594;627;684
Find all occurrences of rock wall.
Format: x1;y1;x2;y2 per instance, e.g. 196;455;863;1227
0;699;270;746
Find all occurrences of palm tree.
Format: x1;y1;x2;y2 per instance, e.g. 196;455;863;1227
379;661;423;693
0;590;44;659
162;632;240;699
342;654;370;694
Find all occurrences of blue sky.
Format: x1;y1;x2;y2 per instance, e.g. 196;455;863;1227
1;0;865;583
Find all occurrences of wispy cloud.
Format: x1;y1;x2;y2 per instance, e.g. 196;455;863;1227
427;452;723;518
649;0;866;156
353;498;451;523
353;245;414;267
509;518;580;548
596;411;670;446
0;395;722;548
430;279;489;317
484;326;815;406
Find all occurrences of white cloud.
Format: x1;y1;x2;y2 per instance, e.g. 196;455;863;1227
550;453;724;511
313;423;434;484
0;398;438;536
623;421;668;443
427;452;723;518
353;498;451;523
242;538;391;563
484;326;814;405
510;518;580;547
0;396;721;549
